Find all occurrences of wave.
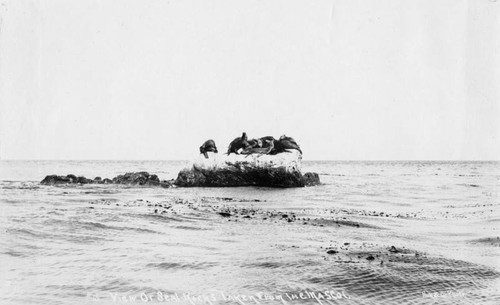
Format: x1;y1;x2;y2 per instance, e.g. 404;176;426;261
304;253;500;304
242;260;318;270
146;261;218;271
468;237;500;246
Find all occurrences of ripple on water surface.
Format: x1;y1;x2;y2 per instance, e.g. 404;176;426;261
1;161;499;305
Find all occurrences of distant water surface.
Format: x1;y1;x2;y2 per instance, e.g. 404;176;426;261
0;160;499;305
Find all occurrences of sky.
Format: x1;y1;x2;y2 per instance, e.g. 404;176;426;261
0;0;499;160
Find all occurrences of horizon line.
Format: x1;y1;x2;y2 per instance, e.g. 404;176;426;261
1;159;499;162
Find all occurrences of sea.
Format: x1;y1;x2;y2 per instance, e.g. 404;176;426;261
0;160;499;305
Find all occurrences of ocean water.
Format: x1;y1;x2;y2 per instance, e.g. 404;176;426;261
0;160;499;305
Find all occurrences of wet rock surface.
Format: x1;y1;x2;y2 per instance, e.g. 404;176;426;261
40;149;321;188
301;172;321;186
40;170;320;188
175;150;320;188
40;172;174;188
174;166;317;188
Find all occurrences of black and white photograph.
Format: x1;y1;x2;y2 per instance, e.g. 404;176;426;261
0;0;499;304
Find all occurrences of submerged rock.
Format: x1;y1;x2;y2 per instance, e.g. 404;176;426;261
175;150;320;188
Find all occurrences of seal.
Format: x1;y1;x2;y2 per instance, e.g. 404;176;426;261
269;140;283;154
259;136;275;148
241;139;274;155
247;138;262;148
279;134;302;154
199;139;218;158
227;132;250;155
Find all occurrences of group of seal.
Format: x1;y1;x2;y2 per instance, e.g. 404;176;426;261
240;138;274;155
199;132;301;158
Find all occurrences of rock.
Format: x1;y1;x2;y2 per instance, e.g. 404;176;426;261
41;171;172;187
175;150;320;188
160;180;174;188
40;162;318;188
77;176;92;184
44;174;94;184
389;246;401;253
143;174;161;186
112;172;159;185
175;166;305;187
40;174;98;185
302;172;321;186
146;180;160;186
40;175;70;185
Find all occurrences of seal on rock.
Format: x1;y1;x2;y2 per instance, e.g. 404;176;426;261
227;132;250;155
247;138;262;148
259;136;276;148
279;134;302;154
200;139;218;158
241;139;274;155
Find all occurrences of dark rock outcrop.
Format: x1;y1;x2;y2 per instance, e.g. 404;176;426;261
77;176;93;184
175;166;307;188
40;175;74;185
40;153;319;189
301;172;321;186
174;150;320;188
40;172;174;188
112;171;161;186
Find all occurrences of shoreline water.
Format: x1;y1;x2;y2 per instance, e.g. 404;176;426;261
1;160;499;304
